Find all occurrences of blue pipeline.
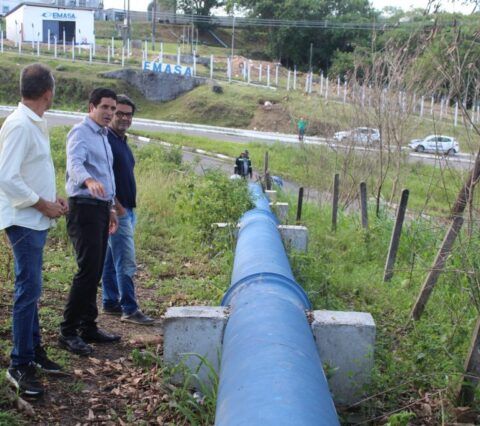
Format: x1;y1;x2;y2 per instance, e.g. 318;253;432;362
215;184;339;426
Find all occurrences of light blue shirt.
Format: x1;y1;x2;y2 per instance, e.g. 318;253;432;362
66;117;116;201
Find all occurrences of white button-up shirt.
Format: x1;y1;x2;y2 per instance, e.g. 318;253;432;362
0;103;56;231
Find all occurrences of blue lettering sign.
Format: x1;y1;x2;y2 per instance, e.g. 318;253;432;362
142;61;192;78
42;12;76;19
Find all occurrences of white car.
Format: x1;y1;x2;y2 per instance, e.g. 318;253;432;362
408;135;459;155
333;127;381;144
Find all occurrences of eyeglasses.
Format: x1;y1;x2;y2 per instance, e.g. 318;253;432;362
115;111;133;118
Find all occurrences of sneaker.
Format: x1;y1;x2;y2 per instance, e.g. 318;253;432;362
102;305;123;316
121;310;154;325
34;345;62;374
6;363;44;397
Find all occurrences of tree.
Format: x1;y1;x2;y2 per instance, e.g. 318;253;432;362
177;0;226;16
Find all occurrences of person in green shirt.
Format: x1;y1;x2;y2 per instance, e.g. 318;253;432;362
297;117;307;142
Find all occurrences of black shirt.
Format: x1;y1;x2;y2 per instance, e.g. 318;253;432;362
107;128;136;209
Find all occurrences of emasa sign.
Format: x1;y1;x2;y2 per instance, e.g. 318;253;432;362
142;61;192;78
42;12;76;20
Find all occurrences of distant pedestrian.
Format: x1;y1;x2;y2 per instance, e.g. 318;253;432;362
60;88;121;357
101;94;154;325
0;63;68;397
235;152;252;178
297;117;307;142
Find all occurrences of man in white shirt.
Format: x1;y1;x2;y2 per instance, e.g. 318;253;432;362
0;63;68;397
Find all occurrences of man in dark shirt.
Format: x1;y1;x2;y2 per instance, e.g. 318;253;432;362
102;95;153;325
235;152;252;178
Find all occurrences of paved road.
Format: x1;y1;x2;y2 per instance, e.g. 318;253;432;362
0;106;475;170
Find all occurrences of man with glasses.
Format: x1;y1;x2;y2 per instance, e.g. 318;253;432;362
0;64;68;396
102;95;154;325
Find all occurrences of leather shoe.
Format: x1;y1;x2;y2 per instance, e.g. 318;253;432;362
58;335;93;356
80;328;121;343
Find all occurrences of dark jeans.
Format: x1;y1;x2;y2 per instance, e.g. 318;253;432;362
5;226;48;367
60;198;110;336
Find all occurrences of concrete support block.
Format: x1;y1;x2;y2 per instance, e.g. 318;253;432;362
270;202;289;223
311;310;376;406
265;190;277;203
163;306;229;386
278;225;308;252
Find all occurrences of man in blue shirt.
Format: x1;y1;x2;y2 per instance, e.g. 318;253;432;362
60;88;121;356
102;95;153;325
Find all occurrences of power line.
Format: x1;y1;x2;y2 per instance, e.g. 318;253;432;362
119;10;475;32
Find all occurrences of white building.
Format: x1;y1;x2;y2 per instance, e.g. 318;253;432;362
5;2;95;44
0;1;100;16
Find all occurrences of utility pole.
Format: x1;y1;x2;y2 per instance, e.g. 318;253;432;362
231;15;236;59
151;0;157;50
309;42;313;72
127;0;131;40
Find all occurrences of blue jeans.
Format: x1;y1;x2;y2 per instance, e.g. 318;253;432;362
5;226;48;367
102;209;138;315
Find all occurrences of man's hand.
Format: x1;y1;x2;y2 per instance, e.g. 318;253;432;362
33;198;65;219
56;197;69;215
115;200;126;217
109;209;118;235
84;178;106;198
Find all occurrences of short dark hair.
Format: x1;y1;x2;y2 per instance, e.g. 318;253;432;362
116;94;136;115
89;88;117;107
20;63;54;100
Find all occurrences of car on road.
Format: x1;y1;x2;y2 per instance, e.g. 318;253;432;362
333;127;381;144
408;135;459;155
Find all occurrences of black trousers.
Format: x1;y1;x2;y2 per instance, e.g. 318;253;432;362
60;198;110;336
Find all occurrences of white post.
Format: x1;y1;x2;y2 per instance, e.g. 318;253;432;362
412;93;417;114
287;70;291;91
177;46;180;65
243;61;247;80
454;101;459;126
112;36;115;57
259;64;262;82
210;55;214;79
420;96;424;117
325;77;329;99
267;65;271;87
0;29;3;54
160;42;163;62
320;73;324;96
337;76;340;97
54;36;57;58
304;73;309;93
247;61;251;84
47;29;51;51
343;81;347;103
471;104;475;125
275;64;279;86
193;50;197;76
63;30;66;53
127;38;130;57
89;43;93;63
476;103;480;124
36;39;40;56
107;45;111;63
227;57;231;82
430;95;434;115
122;47;125;67
72;38;75;62
293;67;297;90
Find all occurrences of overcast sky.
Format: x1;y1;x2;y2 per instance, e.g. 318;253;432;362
103;0;474;14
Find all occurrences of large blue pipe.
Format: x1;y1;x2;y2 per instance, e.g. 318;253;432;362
215;184;339;426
